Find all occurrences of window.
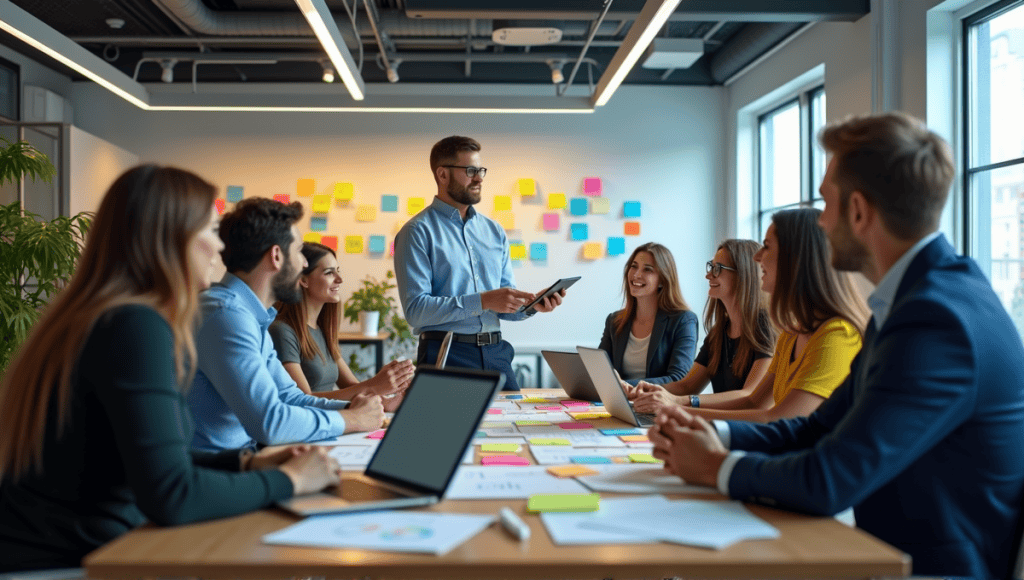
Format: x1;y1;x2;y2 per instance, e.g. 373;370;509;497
964;0;1024;340
756;86;826;237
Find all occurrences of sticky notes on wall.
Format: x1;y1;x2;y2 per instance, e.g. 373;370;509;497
583;242;603;259
408;197;425;215
494;195;512;211
518;178;536;196
356;205;376;222
381;195;398;212
542;213;560;231
510;242;527;261
226;185;244;202
582;177;602;196
321;235;338;251
494;211;515;230
311;194;331;213
333;182;354;201
389;241;395;257
624;222;641;236
310;216;327;232
297;179;315;197
214;199;226;214
530;242;548;261
592;197;610;214
623;201;642;218
571;223;588;241
393;220;406;235
548;193;566;210
303;232;321;243
345;236;364;254
369;235;386;254
273;194;291;204
569;198;588;216
607;237;626;256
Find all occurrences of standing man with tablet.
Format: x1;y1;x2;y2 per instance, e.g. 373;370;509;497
395;136;565;390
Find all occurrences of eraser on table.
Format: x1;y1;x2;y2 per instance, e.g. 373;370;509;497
547;465;599;478
480;443;521;453
570;456;612;464
558;422;593;430
529;438;570;446
481;455;530;466
367;430;386;439
619;435;649;442
628;453;662;464
526;493;600;513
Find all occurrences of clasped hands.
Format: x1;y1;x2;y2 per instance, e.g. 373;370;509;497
647;405;729;489
480;287;565;314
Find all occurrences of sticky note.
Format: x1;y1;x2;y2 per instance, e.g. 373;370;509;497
530;243;548;261
486;408;503;415
482;421;512;427
527;493;600;513
521;398;553;403
480;443;521;453
333;182;354;201
495;195;512;211
582;177;602;196
620;435;650;442
475;431;487;438
297;178;315;197
408;197;425;215
310;216;327;232
494;210;515;230
601;428;643;436
381;195;398;212
311;194;331;214
571;412;611;420
320;236;338;251
516;420;551;426
345;236;363;254
561;400;589;407
302;232;321;243
530;438;571;446
481;455;530;466
226;185;244;202
536;406;563;411
591;197;610;214
548;193;566;209
367;429;386;440
624;222;641;236
389;241;395;257
542;213;560;231
623;201;642;218
393;220;406;235
628;453;662;464
368;235;386;254
517;178;536;196
571;456;612;464
510;242;527;261
214;198;226;214
505;395;524;400
273;194;291;204
607;237;626;256
558;422;593;430
547;465;599;478
570;223;588;241
356;205;376;222
570;197;588;216
583;242;602;259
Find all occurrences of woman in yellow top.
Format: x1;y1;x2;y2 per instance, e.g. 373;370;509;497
633;208;868;422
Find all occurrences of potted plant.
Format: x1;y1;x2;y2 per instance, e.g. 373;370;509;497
0;137;91;373
342;270;416;378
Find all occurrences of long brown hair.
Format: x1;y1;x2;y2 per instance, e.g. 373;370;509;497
703;239;777;377
767;208;869;335
273;242;341;362
614;242;689;334
0;165;217;481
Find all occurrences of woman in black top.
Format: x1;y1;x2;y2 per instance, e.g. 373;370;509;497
629;239;777;413
0;166;340;573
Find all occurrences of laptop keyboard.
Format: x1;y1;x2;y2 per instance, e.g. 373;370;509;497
636;412;656;426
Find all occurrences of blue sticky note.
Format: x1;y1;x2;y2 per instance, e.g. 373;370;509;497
381;195;398;212
607;237;626;256
310;216;327;232
623;201;642;218
530;242;548;261
570;197;588;216
506;394;524;400
226;185;244;202
571;456;612;464
570;223;588;241
593;402;603;406
600;428;642;436
368;235;386;253
475;431;487;438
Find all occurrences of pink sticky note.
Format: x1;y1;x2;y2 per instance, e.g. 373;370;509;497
561;401;590;407
582;177;602;196
481;455;530;466
542;213;560;231
486;408;503;414
536;406;563;411
367;429;386;439
558;422;594;430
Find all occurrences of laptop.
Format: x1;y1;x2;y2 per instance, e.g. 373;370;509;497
277;366;505;516
575;346;656;427
541;350;601;402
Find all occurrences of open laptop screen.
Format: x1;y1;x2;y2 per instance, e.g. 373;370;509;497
365;367;504;495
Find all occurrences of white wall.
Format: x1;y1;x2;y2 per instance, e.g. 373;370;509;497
0;45;73;120
70;83;724;351
68;125;139;216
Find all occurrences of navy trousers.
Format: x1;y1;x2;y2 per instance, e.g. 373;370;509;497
417;338;520;391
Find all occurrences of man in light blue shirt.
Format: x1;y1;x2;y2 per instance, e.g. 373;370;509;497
189;198;384;451
394;136;564;390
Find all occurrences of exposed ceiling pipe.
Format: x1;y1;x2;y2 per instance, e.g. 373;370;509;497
709;22;805;84
72;36;630;48
361;0;398;81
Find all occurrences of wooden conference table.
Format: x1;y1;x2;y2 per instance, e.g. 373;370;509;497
84;390;910;580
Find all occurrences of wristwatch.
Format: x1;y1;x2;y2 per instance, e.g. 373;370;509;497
689;395;700;408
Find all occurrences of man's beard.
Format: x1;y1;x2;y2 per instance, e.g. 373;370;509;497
271;253;303;305
828;214;870;273
448;180;481;205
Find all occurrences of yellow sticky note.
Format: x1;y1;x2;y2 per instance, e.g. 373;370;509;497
628;453;663;464
583;242;603;260
495;195;512;211
393;220;406;235
591;197;610;214
494;210;515;230
297;179;315;197
311;194;331;213
530;438;571;446
571;412;612;420
516;420;551;426
344;236;364;254
527;493;600;513
620;435;649;443
548;193;566;209
547;465;599;478
510;243;527;261
517;178;536;196
408;197;425;215
480;443;521;453
481;421;512;428
521;398;553;403
333;182;354;201
356;205;376;222
302;232;322;243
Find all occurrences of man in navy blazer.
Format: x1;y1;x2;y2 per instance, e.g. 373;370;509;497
650;112;1024;579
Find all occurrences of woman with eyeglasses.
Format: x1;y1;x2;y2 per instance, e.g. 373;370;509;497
634;208;868;423
626;240;776;410
599;242;698;386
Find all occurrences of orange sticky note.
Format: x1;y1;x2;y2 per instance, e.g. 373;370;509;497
620;435;649;443
311;194;331;213
517;178;536;196
273;194;290;204
320;235;338;251
547;465;599;478
214;198;226;214
624;222;641;236
333;182;354;201
495;195;512;211
408;197;426;215
510;242;527;260
302;232;322;243
297;179;315;197
356;205;376;222
344;235;364;254
548;193;566;210
583;242;603;260
494;210;515;230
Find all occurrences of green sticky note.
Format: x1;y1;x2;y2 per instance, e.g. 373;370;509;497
529;438;571;446
480;443;521;453
527;493;601;513
516;420;551;426
628;453;663;464
481;422;512;428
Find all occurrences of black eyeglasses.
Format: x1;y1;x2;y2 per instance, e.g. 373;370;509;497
706;261;738;278
443;165;487;178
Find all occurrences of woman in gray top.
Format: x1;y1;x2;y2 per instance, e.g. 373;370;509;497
270;243;413;410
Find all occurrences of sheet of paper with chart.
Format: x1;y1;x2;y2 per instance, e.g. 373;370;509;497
446;466;589;499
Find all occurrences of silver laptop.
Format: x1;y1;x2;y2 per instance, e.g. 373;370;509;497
575;346;656;427
277;367;505;516
541;350;601;402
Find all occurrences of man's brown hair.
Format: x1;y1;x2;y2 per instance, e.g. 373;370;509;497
429;136;481;184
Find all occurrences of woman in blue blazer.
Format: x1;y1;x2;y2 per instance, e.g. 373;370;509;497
599;242;698;385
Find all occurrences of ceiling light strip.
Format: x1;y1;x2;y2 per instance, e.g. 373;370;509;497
294;0;365;101
147;106;594;114
590;0;683;107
